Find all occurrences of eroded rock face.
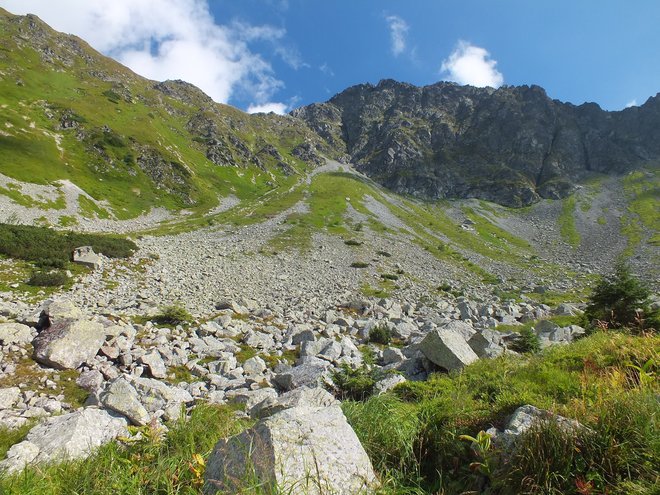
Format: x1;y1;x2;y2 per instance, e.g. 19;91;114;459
203;405;378;495
32;319;106;370
0;408;128;473
293;80;660;206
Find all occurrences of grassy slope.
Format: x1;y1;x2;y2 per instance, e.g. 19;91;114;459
0;9;324;220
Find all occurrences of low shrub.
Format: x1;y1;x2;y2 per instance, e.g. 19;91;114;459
369;324;392;345
510;327;541;353
0;223;137;266
27;271;69;287
152;305;193;326
344;239;362;246
328;364;384;401
350;262;369;268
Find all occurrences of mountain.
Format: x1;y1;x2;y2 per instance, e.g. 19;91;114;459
293;79;660;206
0;8;330;219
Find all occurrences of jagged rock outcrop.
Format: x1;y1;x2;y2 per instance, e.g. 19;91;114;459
293;79;660;206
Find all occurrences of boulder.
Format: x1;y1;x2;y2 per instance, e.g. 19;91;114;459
140;351;167;379
0;387;21;409
374;374;406;395
37;299;84;330
487;404;588;449
419;328;479;371
468;329;505;358
225;387;278;410
204;405;378;495
249;387;338;419
0;323;32;345
32;319;106;370
129;376;193;422
273;358;331;391
0;407;128;473
99;377;150;426
72;246;102;270
76;370;105;393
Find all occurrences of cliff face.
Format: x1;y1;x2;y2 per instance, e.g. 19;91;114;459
293;80;660;206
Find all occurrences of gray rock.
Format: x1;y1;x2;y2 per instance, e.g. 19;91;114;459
99;377;150;426
382;347;405;365
0;408;128;473
204;405;378;494
273;359;331;391
33;319;106;370
468;329;505;358
0;387;21;410
225;387;278;410
242;356;267;376
250;387;338;419
129;377;193;422
140;351;167;379
38;299;84;329
419;328;479;371
0;323;32;345
72;246;102;270
76;370;105;393
487;404;588;449
374;374;406;395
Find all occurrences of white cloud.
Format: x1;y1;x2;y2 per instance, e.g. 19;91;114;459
385;15;409;57
246;102;288;115
625;99;638;108
440;41;504;88
2;0;286;106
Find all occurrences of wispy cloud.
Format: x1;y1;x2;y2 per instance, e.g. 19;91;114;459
385;15;409;57
440;40;504;88
625;99;638;108
319;63;335;77
2;0;289;108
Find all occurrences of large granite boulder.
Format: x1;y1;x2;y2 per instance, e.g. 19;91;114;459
0;407;128;473
32;319;106;370
203;405;378;494
419;328;479;371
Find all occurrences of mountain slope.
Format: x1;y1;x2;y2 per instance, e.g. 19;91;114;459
0;8;331;221
293;79;660;206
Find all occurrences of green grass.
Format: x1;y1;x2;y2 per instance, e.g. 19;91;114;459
558;195;580;248
0;404;251;495
344;331;660;495
621;169;660;254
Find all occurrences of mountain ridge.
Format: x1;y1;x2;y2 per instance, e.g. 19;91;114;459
293;78;660;206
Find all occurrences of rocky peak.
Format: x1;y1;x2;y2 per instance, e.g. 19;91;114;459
294;80;660;206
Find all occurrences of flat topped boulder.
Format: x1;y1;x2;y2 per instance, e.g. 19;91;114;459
419;327;479;371
32;318;106;370
72;246;102;270
204;405;378;495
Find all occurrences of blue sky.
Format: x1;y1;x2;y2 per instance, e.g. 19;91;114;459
3;0;660;112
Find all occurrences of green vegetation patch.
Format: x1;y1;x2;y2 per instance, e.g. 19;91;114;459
344;331;659;494
0;223;136;265
558;194;580;247
0;404;251;494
